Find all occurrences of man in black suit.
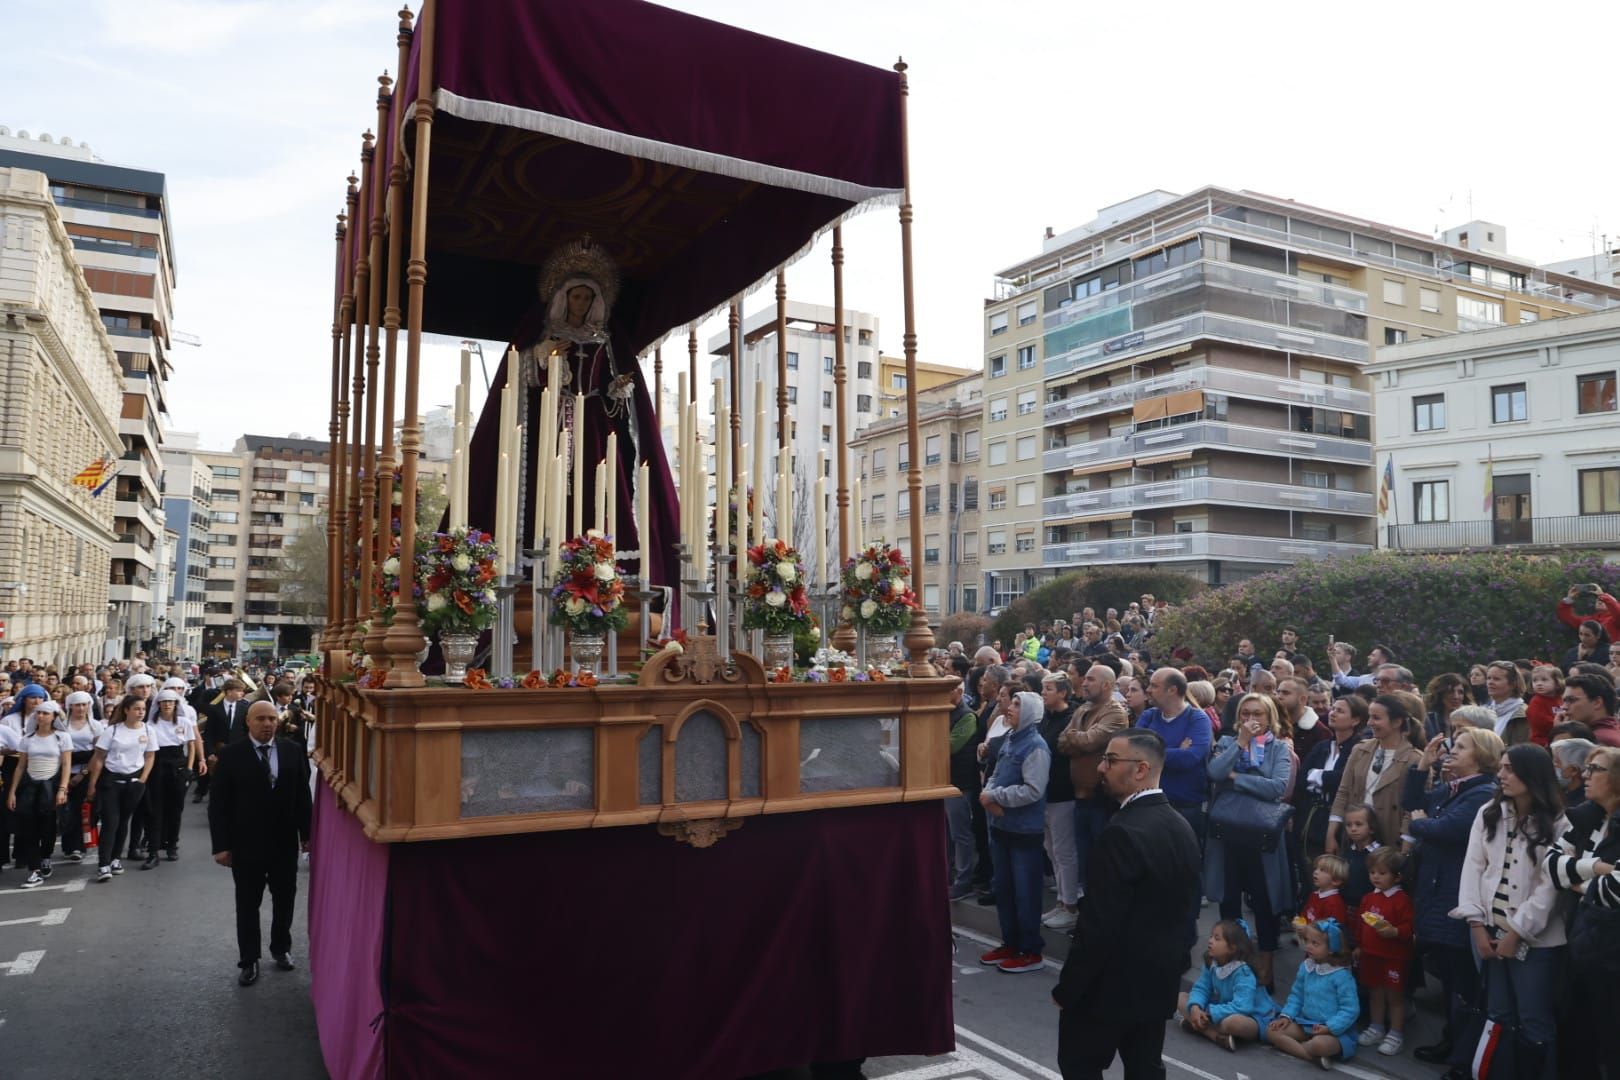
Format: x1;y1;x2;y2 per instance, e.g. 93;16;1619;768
208;700;311;986
203;679;252;754
1052;729;1201;1080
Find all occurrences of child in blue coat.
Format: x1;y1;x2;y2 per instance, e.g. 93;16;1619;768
1177;919;1277;1052
1265;918;1360;1068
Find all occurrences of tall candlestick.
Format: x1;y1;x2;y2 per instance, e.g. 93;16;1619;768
814;476;827;588
509;423;522;575
696;454;710;583
604;431;618;544
594;459;606;532
777;469;791;544
715;405;729;558
496;448;511;572
532;388;550;550
552;451;567;561
852;476;864;549
737;469;750;557
636;460;650;560
572;392;584;537
751;384;766;545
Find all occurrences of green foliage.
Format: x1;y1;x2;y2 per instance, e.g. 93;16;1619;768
990;568;1208;645
1150;551;1620;682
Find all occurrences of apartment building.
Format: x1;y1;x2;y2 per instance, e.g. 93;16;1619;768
875;354;976;419
0;166;124;666
160;432;211;658
851;374;984;616
979;187;1620;608
1370;308;1620;553
0;128;179;656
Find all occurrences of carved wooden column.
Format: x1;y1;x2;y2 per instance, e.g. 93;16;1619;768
352;130;379;658
335;174;360;648
775;269;788;509
727;299;742;476
322;209;348;657
830;227;856;652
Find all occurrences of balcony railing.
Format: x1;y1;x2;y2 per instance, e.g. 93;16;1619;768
1045;364;1370;426
1045;476;1374;519
1043;531;1370;567
1046;311;1368;381
1383;513;1620;551
1044;420;1372;473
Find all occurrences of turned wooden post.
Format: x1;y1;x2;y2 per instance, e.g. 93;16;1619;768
322;210;348;656
335;174;360;646
830;227;856;653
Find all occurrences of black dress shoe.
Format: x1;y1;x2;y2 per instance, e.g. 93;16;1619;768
974;890;995;906
1414;1042;1453;1064
239;962;259;987
271;951;296;971
164;848;179;862
140;852;160;870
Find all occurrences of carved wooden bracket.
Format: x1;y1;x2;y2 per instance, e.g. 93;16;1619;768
657;818;744;848
638;635;767;687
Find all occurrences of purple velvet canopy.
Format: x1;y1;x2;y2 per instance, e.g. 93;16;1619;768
392;0;904;588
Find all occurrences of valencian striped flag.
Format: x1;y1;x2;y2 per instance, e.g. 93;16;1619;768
72;456;117;496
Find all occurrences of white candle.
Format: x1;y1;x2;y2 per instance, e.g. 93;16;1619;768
509;423;523;574
604;431;618;545
572;392;584;537
715;405;729;559
496;449;511;574
852;476;864;549
552;452;567;562
594;459;606;532
814;476;826;589
737;469;750;557
696;452;710;582
777;469;791;545
751;386;765;547
636;460;650;562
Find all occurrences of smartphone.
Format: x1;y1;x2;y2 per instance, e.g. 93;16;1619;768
1327;633;1335;647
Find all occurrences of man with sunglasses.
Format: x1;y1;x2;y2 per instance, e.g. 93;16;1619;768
1053;729;1201;1080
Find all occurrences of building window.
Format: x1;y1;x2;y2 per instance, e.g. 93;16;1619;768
1457;295;1504;327
925;434;941;464
210;510;238;524
1519;307;1539;324
1016;300;1037;326
1014;389;1037;417
207;532;234;545
1015;531;1035;553
1382;279;1406;306
924;532;940;562
213;489;239;502
823;356;834;373
1419;287;1442;313
871;448;885;475
209;556;236;569
1015;481;1036;507
1384;327;1407;345
857;361;872;379
1301;470;1329;489
988;487;1007;511
963;429;980;460
1491;383;1527;424
987;529;1007;555
211;465;241;480
987;441;1007;466
870;494;886;519
856;394;872;412
1577;372;1617;415
1413;480;1450;523
1015;435;1036;461
924;485;940;514
1413;393;1446;432
821;390;832;407
821;424;831;444
962;585;978;610
897;441;909;471
988;396;1008;422
1579;468;1620;515
890;372;907;390
786;386;798;404
989;354;1007;378
786;351;799;370
897;491;910;517
1016;345;1036;370
963;477;978;510
989;312;1009;336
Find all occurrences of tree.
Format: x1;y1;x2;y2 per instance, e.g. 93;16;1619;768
276;513;329;625
416;473;449;534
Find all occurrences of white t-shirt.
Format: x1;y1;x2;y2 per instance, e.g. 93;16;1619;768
96;723;153;775
150;715;197;749
66;720;107;774
0;724;20;753
22;731;71;781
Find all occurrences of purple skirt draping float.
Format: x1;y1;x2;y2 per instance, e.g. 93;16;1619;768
310;799;953;1079
309;783;389;1080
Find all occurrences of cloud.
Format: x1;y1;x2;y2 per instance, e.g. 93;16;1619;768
91;0;274;54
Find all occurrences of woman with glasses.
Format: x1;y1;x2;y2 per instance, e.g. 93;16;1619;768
1326;695;1422;858
1454;744;1569;1079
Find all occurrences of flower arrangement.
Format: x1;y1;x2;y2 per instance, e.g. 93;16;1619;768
840;542;917;636
548;531;629;637
417;527;500;636
741;538;813;635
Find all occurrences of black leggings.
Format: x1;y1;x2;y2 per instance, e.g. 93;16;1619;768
60;772;92;854
13;772;62;872
96;774;145;865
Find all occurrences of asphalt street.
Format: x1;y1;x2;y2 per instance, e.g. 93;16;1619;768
3;807;1447;1080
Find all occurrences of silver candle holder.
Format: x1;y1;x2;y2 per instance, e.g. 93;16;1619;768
492;576;518;679
713;552;735;660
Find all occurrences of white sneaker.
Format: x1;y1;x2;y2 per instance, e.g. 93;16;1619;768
1357;1024;1386;1047
1043;906;1078;930
96;865;113;882
21;871;44;889
1040;904;1063;923
1378;1031;1404;1056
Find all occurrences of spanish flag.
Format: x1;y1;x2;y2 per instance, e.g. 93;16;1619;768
71;456;114;491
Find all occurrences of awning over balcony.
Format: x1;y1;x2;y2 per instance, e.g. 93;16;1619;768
1070;460;1131;477
1048;510;1134;528
1132;450;1194;467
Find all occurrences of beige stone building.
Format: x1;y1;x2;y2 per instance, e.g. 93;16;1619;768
979;187;1620;609
0;166;124;665
874;354;977;420
851;373;983;617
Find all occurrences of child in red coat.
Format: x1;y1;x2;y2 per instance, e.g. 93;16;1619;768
1526;665;1563;746
1354;847;1414;1057
1295;854;1350;944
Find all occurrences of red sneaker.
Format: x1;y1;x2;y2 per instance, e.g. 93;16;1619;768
998;952;1044;974
978;945;1017;966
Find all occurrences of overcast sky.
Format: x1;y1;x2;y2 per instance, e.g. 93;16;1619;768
5;0;1617;451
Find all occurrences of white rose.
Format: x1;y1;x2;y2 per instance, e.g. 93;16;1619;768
777;562;797;584
890;574;905;590
840;605;855;621
594;561;616;581
382;557;400;577
565;596;586;616
451;553;471;573
765;590;786;608
426;593;448;612
860;599;878;619
855;563;874;581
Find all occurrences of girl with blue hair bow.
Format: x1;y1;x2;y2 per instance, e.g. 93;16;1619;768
1266;917;1361;1067
1178;917;1278;1053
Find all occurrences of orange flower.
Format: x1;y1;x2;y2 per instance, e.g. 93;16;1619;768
521;669;546;689
575;670;599;688
829;666;847;683
464;668;493;690
869;669;887;681
549;669;570;687
453;589;475;614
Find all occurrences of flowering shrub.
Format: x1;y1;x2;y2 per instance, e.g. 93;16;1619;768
417;527;500;637
840;542;916;636
742;538;813;635
548;531;629;637
1151;551;1620;682
988;568;1207;646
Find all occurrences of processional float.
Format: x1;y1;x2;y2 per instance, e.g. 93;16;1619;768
311;3;955;1078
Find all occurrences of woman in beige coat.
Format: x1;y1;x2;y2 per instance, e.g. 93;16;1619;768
1325;694;1424;853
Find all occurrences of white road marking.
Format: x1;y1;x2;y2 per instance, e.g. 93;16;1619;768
1325;1063;1391;1080
953;1026;1063;1080
0;877;85;896
0;907;70;928
0;950;45;976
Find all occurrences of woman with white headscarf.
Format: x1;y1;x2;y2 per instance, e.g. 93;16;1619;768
141;688;199;868
976;690;1051;975
59;691;104;862
6;700;71;888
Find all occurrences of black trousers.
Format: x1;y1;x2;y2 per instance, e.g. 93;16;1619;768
145;748;187;852
14;772;61;872
96;774;145;864
1058;1009;1167;1080
60;772;91;854
232;850;298;967
969;786;993;887
0;757;16;863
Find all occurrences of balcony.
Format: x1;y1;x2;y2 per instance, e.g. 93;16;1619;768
1045;365;1369;426
1384;513;1620;552
1043;531;1370;567
1044;420;1372;474
1045;476;1374;519
1046;311;1368;381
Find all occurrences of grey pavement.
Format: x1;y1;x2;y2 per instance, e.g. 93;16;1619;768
0;797;328;1080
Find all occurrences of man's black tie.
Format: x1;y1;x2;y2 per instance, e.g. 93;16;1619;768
257;743;271;781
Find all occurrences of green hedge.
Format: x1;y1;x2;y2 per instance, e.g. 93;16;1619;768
1150;551;1620;681
990;568;1208;646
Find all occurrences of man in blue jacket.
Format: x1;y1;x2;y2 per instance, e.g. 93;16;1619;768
1135;666;1212;968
